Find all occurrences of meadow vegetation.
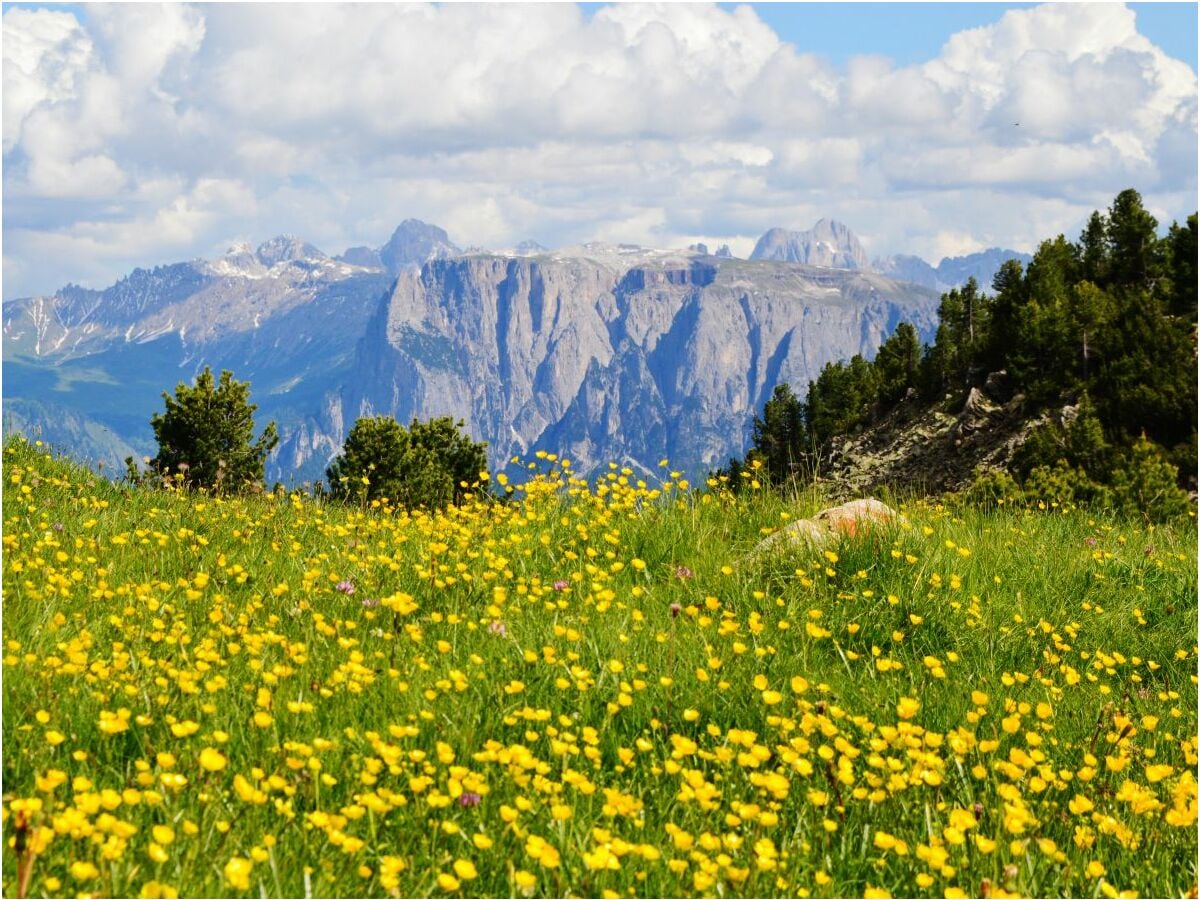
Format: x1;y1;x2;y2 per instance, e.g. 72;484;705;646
2;436;1196;898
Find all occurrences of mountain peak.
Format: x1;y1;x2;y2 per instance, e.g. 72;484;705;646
514;239;549;256
255;235;328;266
379;220;460;275
750;219;868;269
205;242;268;279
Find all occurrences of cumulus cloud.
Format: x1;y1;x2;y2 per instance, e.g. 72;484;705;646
2;8;96;152
2;1;1195;298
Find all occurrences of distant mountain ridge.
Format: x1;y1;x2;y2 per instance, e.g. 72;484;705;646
741;216;1030;291
3;220;945;483
873;247;1034;292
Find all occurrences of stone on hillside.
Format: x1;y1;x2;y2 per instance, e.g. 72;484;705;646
983;369;1011;402
1004;393;1026;415
956;387;1000;436
750;498;905;555
813;498;905;536
962;387;996;416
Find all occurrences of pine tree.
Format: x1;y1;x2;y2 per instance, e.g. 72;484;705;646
1078;210;1110;286
1165;213;1197;321
873;321;921;405
147;368;278;493
1111;434;1190;521
1106;189;1161;292
983;258;1028;375
749;383;808;486
1066;281;1115;385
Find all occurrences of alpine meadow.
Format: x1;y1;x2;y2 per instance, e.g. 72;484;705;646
2;437;1196;898
2;3;1198;900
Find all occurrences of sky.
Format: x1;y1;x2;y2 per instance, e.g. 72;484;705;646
3;2;1197;299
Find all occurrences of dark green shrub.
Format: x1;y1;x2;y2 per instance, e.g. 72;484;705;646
962;467;1021;508
1110;435;1191;521
326;415;488;510
1023;461;1112;508
139;367;277;493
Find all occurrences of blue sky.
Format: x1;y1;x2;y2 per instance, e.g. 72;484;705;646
579;2;1199;69
3;2;1197;298
747;3;1196;69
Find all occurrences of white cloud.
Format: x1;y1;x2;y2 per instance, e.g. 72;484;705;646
88;3;205;87
2;2;1195;298
2;8;96;152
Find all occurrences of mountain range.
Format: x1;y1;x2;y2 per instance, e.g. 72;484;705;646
2;218;1029;483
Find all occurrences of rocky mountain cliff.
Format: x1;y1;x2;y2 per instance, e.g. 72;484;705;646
750;219;870;269
4;227;942;483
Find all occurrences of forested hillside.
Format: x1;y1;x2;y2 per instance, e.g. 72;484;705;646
720;190;1197;516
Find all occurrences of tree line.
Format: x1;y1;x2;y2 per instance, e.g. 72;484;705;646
718;188;1196;518
126;368;487;511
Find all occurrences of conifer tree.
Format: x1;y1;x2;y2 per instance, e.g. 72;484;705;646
749;383;808;485
873;321;921;405
147;367;278;493
327;415;487;510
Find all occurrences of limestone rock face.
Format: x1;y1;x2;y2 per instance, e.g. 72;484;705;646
379;220;460;275
255;236;328;267
343;250;940;478
751;219;869;269
873;249;1033;293
3;235;941;484
872;254;941;290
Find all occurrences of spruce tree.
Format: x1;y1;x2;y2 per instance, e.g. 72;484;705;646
750;383;808;486
1105;189;1161;292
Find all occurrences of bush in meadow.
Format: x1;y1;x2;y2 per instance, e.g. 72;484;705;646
136;367;278;493
326;415;487;509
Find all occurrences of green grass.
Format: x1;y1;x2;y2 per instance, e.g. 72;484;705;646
2;437;1196;899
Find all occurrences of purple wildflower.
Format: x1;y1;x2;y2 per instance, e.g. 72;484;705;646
335;580;356;595
488;620;507;637
458;792;481;808
552;580;569;592
669;602;682;618
1144;545;1155;557
674;565;694;580
361;598;380;609
52;522;64;532
1084;537;1098;547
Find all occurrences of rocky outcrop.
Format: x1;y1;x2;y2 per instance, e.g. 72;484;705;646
379;220;461;275
751;219;869;269
816;380;1061;497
